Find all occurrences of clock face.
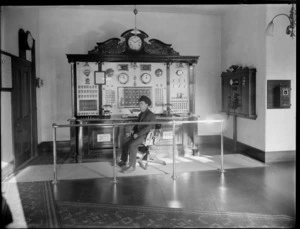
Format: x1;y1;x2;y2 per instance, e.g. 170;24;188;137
141;73;151;84
26;31;34;50
118;73;129;84
128;35;142;51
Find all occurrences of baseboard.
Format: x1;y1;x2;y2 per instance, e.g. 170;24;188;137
1;161;14;181
38;141;71;154
222;137;295;163
265;150;295;163
197;135;221;144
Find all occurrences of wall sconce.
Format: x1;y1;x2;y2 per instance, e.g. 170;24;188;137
266;3;296;38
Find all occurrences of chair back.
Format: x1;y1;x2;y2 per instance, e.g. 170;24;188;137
144;124;161;146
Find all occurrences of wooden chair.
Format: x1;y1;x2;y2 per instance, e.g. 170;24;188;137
137;124;166;170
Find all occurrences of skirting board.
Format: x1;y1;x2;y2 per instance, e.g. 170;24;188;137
1;161;14;181
38;141;71;153
197;135;295;163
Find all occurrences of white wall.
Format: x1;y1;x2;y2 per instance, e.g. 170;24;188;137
221;5;267;151
2;6;222;142
2;5;295;155
265;4;296;152
1;92;13;163
221;4;296;152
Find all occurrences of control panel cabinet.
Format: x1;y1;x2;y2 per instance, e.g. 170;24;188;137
221;68;257;119
67;29;199;162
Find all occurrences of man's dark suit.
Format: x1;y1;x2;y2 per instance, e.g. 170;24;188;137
121;108;156;167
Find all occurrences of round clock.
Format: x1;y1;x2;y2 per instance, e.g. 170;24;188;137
127;35;142;51
118;73;129;84
25;31;34;50
141;73;151;84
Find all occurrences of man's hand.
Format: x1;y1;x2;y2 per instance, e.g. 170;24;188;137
133;133;138;139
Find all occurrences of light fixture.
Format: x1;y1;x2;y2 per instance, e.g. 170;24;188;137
131;5;141;35
266;3;296;38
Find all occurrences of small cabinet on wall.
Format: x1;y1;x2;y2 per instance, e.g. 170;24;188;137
221;67;257;119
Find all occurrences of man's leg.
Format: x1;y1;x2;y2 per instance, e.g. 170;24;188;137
127;135;146;169
119;136;132;164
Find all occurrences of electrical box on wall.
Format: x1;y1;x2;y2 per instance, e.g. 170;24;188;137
267;80;291;109
221;67;257;119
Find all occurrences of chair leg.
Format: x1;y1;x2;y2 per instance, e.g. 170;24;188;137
137;153;147;170
148;153;167;165
144;152;150;170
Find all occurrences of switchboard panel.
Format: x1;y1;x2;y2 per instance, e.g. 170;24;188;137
169;62;190;113
75;62;100;116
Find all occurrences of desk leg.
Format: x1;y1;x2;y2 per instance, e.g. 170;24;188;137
118;126;124;161
77;122;83;163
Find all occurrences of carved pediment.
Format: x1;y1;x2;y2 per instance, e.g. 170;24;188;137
88;38;126;55
144;39;179;56
88;30;180;56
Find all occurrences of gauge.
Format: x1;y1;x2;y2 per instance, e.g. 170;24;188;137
118;73;129;84
155;68;163;77
105;68;114;77
141;73;152;84
176;70;184;76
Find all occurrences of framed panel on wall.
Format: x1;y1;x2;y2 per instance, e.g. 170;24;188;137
1;52;13;90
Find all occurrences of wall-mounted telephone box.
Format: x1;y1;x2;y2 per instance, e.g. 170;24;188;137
267;80;291;109
221;67;257;119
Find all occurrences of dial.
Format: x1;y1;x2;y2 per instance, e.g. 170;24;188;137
128;35;142;51
118;73;129;84
176;70;183;76
141;73;151;84
155;68;163;77
105;68;114;77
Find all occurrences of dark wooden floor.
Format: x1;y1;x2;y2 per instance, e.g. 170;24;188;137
53;158;296;218
9;143;296;222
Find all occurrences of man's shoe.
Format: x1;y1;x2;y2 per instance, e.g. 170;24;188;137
122;166;136;173
118;161;126;167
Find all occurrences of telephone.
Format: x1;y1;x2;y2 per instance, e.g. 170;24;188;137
274;85;291;108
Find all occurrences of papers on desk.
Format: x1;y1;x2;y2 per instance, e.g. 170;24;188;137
122;114;138;118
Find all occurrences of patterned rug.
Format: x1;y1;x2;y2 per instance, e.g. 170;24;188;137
2;181;295;228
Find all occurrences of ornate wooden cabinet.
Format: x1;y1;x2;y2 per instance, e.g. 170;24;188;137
66;29;199;162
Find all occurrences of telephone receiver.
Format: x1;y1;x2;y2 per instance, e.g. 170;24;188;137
163;103;173;116
103;105;112;117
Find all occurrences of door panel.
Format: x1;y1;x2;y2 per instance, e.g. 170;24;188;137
12;58;32;168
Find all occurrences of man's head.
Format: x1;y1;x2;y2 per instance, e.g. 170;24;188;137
138;95;152;112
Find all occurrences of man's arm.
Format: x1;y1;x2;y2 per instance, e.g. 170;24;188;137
132;112;142;134
136;112;156;137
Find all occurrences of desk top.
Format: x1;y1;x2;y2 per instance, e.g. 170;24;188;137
73;114;198;122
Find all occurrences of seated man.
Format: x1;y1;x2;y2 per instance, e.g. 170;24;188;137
119;95;156;173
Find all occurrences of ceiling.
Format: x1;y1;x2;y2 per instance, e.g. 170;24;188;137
7;3;290;15
78;5;235;15
6;5;240;15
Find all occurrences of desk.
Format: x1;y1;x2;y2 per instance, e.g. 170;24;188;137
70;114;197;163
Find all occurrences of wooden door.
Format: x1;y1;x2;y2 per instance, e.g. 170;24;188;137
12;58;34;168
